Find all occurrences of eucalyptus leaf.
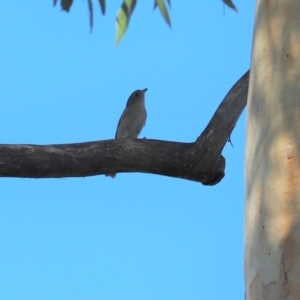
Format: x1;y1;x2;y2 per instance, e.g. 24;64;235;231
115;0;137;45
61;0;73;12
155;0;171;27
223;0;237;12
99;0;106;15
87;0;93;32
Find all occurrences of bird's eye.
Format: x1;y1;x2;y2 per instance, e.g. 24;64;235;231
135;93;139;97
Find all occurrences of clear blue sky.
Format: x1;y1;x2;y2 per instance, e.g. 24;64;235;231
0;1;254;299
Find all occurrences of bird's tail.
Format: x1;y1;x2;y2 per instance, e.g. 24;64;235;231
105;173;116;178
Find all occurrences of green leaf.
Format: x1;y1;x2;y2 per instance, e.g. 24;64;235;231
115;0;137;45
222;0;238;12
61;0;73;12
154;0;171;9
87;0;93;32
154;0;171;28
98;0;106;15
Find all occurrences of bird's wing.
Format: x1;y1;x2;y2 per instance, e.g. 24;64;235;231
115;105;146;138
115;109;126;138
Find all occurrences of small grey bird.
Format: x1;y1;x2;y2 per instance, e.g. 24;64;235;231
106;88;148;178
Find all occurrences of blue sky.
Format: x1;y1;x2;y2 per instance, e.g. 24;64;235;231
0;1;254;299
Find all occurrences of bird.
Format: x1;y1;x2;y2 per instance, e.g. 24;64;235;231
106;88;148;178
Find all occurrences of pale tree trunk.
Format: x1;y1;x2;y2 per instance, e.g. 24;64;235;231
245;0;300;299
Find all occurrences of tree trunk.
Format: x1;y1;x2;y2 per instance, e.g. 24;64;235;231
245;0;300;298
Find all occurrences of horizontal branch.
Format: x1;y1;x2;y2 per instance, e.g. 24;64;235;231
0;139;223;184
0;70;249;185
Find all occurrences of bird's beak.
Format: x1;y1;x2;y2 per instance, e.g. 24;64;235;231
142;88;148;93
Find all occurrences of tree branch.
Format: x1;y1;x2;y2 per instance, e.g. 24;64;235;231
0;70;249;184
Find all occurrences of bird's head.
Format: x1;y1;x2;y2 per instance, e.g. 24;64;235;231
126;88;147;107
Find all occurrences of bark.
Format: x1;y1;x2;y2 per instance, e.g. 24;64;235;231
0;71;249;184
245;0;300;298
